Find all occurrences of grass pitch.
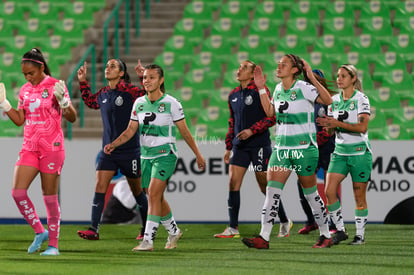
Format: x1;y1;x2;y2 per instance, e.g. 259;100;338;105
0;223;413;274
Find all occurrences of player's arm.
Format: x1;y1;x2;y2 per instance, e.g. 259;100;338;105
0;82;25;126
253;66;275;117
176;118;205;170
317;113;370;134
104;120;139;154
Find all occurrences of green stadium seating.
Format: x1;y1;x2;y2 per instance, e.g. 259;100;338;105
28;1;61;29
0;52;21;85
63;1;96;29
52;18;86;49
378;70;414;100
321;17;355;47
210;18;243;47
359;16;394;47
368;88;401;119
288;1;321;25
387;33;414;63
324;0;356;20
179;86;206;120
173;18;205;48
17;18;51;39
0;20;15;48
196;105;228;139
0;2;26;29
181;69;216;100
275;34;308;58
248;17;280;48
350;34;383;63
183;0;215;28
153;52;186;86
313;35;345;64
37;35;73;65
372;52;407;82
218;1;251;29
358;0;391;28
393;1;414;31
48;0;74;13
163;35;195;65
200;35;233;64
190;52;222;80
237;35;271;64
253;1;286;27
12;0;38;13
285;17;319;48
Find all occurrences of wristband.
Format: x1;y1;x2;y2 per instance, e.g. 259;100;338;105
0;99;12;112
259;89;267;95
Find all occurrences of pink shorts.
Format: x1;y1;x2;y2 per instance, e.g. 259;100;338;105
16;149;65;174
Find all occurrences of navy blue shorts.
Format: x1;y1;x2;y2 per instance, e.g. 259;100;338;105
230;146;271;172
96;150;141;178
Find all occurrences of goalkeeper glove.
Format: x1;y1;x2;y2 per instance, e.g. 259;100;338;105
54;80;70;109
0;82;11;112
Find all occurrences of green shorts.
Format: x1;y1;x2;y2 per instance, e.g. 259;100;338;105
327;151;372;183
141;153;178;189
268;145;319;176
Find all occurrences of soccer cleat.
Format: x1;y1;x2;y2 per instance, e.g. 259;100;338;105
242;235;269;249
40;246;60;256
214;227;240;238
27;230;49;254
349;235;365;245
77;228;99;240
165;230;183;249
298;223;318;234
132;240;153;251
312;235;333;248
136;228;145;240
278;219;293;238
333;230;349;245
329;224;338;234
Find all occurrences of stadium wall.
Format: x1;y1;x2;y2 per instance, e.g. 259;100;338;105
0;138;412;224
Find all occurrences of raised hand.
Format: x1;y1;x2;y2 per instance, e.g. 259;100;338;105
0;82;11;112
134;59;145;78
253;65;267;90
77;61;87;82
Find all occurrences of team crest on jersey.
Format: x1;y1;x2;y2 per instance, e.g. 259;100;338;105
42;89;49;98
290;91;297;101
158;103;166;113
138;104;144;111
245;95;253;105
349;101;355;110
115;96;123;106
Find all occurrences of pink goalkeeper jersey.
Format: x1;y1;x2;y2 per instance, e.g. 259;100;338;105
18;76;71;152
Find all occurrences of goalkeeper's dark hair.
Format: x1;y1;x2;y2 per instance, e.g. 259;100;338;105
116;58;131;83
144;64;165;93
21;48;51;76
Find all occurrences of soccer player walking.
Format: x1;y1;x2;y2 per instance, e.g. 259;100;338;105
317;64;372;245
242;54;334;249
215;60;292;239
104;64;205;251
0;48;77;256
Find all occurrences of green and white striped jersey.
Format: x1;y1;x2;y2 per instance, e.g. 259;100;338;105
272;80;319;149
131;93;184;159
328;90;372;156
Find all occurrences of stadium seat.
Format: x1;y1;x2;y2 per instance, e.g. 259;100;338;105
368;88;401;119
17;18;51;39
393;0;414;31
350;34;383;63
0;2;25;29
372;52;407;82
237;35;271;64
200;35;233;64
274;34;309;59
190;52;223;80
179;86;206;120
0;20;15;48
37;35;73;65
387;33;414;63
358;0;391;27
218;1;251;29
247;17;280;48
285;17;318;48
173;18;205;48
198;0;222;11
153;52;187;87
253;1;286;27
321;17;355;47
338;52;371;73
163;35;195;65
183;0;215;28
181;69;216;100
288;1;321;25
47;0;74;13
3;35;31;57
312;35;345;64
63;1;96;29
359;16;394;47
10;0;37;13
323;0;356;19
222;70;239;89
196;105;228;139
210;18;243;47
367;106;386;140
0;52;22;83
391;106;414;130
52;18;86;49
28;1;61;30
379;70;414;100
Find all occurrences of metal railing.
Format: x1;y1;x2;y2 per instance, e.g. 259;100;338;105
66;44;96;140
